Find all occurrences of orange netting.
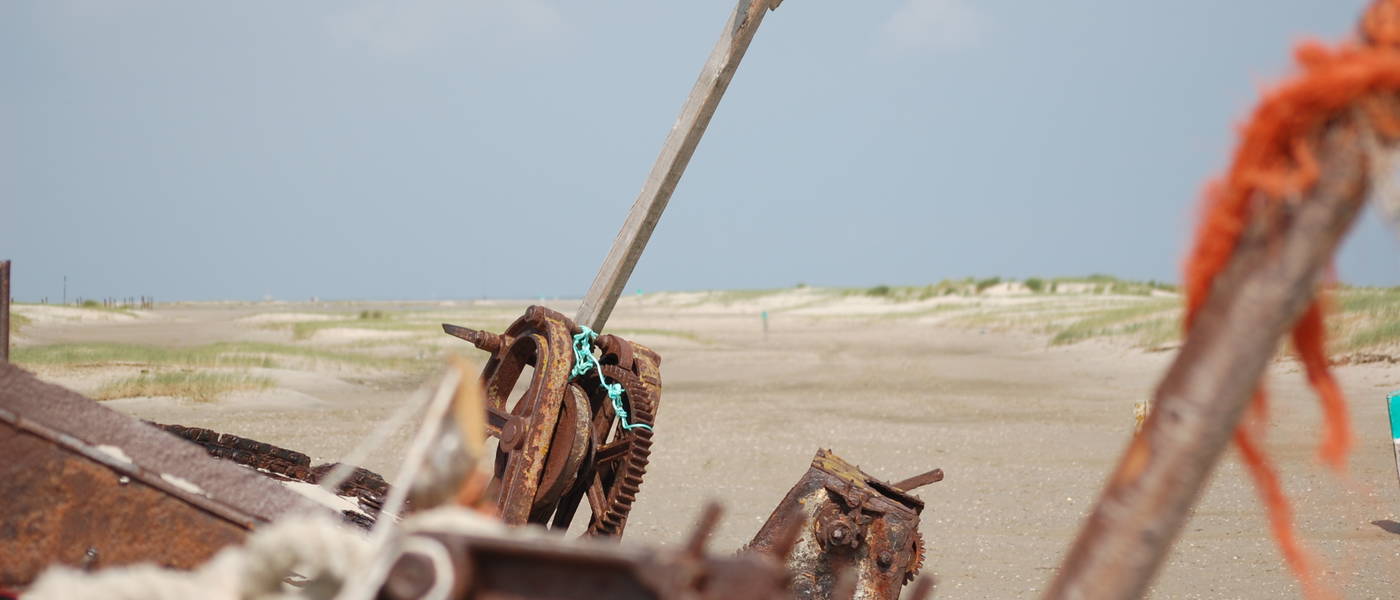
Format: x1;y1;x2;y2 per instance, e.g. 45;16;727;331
1182;1;1400;596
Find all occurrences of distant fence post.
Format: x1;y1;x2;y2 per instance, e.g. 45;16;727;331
1;260;10;362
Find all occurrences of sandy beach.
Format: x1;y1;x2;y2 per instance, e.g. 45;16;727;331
9;289;1399;599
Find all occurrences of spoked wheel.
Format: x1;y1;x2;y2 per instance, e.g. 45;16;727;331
476;307;589;526
445;307;664;537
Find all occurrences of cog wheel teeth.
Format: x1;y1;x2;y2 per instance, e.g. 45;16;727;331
906;531;926;584
584;361;658;537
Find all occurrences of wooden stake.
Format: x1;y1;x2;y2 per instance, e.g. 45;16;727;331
574;0;783;332
1;260;9;362
1043;118;1371;599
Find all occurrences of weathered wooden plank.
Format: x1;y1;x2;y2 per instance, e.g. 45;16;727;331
1;260;9;362
1042;116;1371;599
574;0;782;332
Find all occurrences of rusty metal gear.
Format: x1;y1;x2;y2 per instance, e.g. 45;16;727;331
443;307;662;537
906;531;925;584
544;333;661;536
578;362;656;535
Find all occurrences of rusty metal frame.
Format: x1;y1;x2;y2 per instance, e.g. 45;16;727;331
0;363;325;587
0;406;263;528
748;450;939;600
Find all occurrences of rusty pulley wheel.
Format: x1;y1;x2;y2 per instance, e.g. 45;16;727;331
443;307;663;537
474;306;588;526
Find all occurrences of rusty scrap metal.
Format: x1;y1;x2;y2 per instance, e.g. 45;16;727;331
377;504;796;600
747;450;938;600
151;422;396;527
1042;93;1376;598
435;0;792;542
0;362;324;589
443;305;661;536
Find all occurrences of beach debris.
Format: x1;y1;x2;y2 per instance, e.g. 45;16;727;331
149;423;392;528
427;0;797;539
443;305;660;536
24;502;908;600
372;504;800;600
747;450;939;600
0;0;953;596
0;363;325;589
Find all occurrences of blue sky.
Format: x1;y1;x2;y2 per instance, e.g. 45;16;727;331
2;0;1395;302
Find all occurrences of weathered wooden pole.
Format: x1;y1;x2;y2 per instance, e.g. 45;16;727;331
1042;116;1372;598
574;0;785;332
1;260;9;362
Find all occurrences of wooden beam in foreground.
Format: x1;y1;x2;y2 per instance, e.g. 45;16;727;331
1043;117;1372;598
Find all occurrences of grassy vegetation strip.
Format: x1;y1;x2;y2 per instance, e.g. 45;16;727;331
1049;299;1181;346
607;327;711;344
1345;320;1400;352
1336;286;1400;314
94;371;273;403
12;341;415;370
9;311;30;335
1331;288;1400;352
290;318;437;340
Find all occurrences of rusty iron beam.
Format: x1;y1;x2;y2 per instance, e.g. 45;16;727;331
442;322;503;353
1042;115;1373;596
891;468;944;492
574;0;786;332
1;259;9;362
377;503;795;600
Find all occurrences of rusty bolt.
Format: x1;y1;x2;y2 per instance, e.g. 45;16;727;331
877;550;894;569
814;504;863;550
831;524;852;544
500;418;525;449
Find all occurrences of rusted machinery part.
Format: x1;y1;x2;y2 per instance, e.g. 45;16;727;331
564;354;658;536
0;363;319;589
472;305;580;526
378;503;794;600
151;422;397;527
151;423;313;479
443;305;663;537
746;450;937;600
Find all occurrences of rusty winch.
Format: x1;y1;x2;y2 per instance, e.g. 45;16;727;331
443;306;660;536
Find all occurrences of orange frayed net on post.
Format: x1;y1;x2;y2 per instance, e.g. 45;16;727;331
1183;1;1400;596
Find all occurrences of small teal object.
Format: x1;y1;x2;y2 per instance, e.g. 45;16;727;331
1390;392;1400;491
1390;392;1400;443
